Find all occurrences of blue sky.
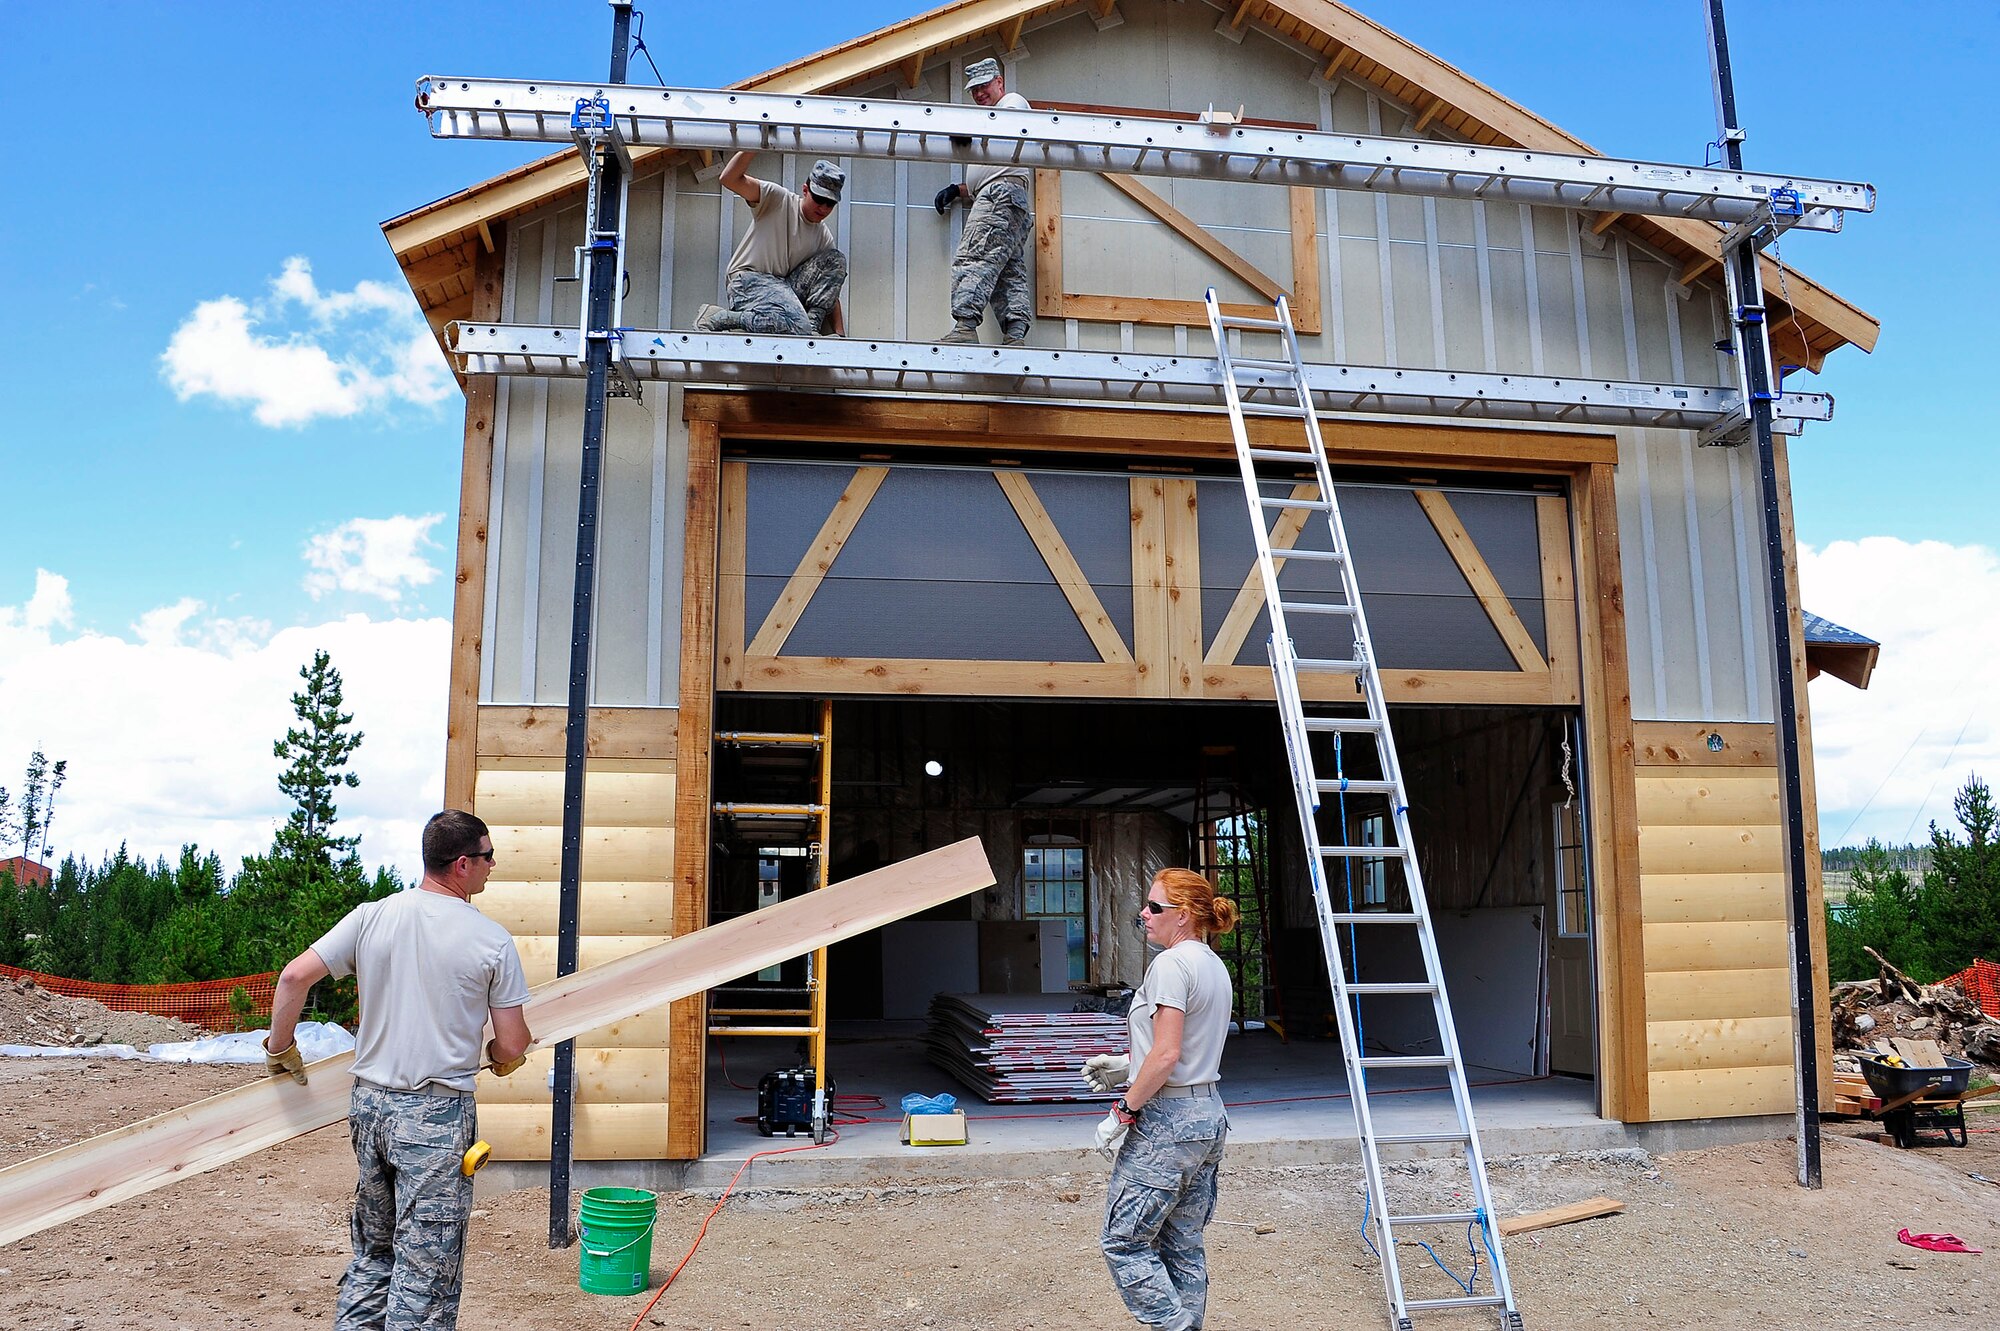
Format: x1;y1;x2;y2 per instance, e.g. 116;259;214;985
0;1;1993;867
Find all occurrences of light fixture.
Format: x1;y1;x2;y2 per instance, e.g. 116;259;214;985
924;760;944;777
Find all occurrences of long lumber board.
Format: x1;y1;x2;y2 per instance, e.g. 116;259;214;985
0;837;994;1248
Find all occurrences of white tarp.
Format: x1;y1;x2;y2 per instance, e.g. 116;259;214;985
0;1021;355;1064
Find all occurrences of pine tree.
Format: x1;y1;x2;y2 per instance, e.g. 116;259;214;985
1913;774;2000;980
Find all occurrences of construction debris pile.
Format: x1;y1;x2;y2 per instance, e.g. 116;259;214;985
0;975;200;1049
1830;948;2000;1079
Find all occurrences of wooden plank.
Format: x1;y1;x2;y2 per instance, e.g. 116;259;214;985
1413;490;1548;673
1101;173;1286;302
1643;920;1788;973
1536;494;1580;704
716;460;747;690
1163;479;1204;697
480;825;674;883
1130;477;1170;698
1637;823;1785;876
475;706;677;760
1034;169;1064;319
1646;1064;1793;1120
478;881;673;936
737;655;1144;697
1647;1016;1793;1072
473;767;676;827
1634;773;1781;827
444;241;504;809
688;391;1618;469
1058;291;1321;335
1204;483;1317;667
670;417;722;1159
479;1103;672;1161
1576;462;1647;1122
1201;663;1558;707
1639;872;1786;925
514;934;673;986
1496;1197;1623;1237
1632;722;1779;769
993;469;1133;664
1289;187;1322;333
0;838;996;1246
745;466;888;656
1644;967;1790;1023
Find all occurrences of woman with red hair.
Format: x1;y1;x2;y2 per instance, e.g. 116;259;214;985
1083;867;1239;1331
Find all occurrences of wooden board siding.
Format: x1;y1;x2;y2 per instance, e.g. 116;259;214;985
1634;720;1794;1119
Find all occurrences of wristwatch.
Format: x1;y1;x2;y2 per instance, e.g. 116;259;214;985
1114;1098;1138;1124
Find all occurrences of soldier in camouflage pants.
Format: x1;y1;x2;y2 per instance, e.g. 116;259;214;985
337;1086;477;1330
948;178;1034;342
1101;1096;1229;1331
697;248;850;337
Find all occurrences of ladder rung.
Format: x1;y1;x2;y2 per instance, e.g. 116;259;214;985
707;1025;823;1038
1358;1054;1455;1069
1320;844;1411;859
1257;495;1333;511
1371;1130;1472;1145
1313;778;1397;795
1271;547;1344;562
715;730;823;747
1405;1296;1510;1312
1231;357;1297;373
1326;911;1420;924
1346;982;1438;995
1387;1210;1482;1227
1247;447;1314;462
1303;717;1381;733
1277;599;1356;616
1219;314;1284;331
713;802;826;816
1294;656;1364;673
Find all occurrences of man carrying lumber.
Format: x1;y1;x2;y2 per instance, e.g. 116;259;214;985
263;810;533;1331
695;153;849;336
934;58;1035;346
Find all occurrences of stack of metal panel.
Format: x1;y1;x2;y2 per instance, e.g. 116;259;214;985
925;993;1127;1103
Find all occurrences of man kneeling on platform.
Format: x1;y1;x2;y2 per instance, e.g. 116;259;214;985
696;152;849;337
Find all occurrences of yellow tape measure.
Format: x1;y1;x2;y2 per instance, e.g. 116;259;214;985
461;1140;492;1176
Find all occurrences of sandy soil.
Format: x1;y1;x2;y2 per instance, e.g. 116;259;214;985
4;1059;1998;1331
0;976;202;1049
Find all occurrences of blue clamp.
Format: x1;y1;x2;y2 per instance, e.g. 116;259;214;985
1767;186;1803;219
571;96;612;132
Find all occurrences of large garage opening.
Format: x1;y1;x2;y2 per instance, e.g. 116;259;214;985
701;695;1599;1151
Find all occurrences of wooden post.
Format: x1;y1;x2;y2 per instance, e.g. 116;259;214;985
445;240;504;810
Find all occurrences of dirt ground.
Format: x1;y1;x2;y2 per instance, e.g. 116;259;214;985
0;976;200;1049
4;1059;1998;1331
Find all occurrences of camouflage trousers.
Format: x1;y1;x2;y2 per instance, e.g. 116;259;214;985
950;178;1033;340
1101;1094;1229;1331
702;248;849;335
336;1085;477;1331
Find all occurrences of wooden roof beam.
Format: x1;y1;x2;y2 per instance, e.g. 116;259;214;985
1228;0;1257;29
1320;44;1357;83
1590;210;1624;236
1678;254;1719;286
900;52;926;90
1412;95;1446;134
1000;13;1027;52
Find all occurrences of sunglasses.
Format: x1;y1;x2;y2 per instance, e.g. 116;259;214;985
462;849;496;863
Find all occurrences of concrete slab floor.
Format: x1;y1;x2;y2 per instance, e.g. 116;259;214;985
481;1027;1798;1197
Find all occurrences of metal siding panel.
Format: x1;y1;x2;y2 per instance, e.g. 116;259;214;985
668;176;720;330
535;380;584;705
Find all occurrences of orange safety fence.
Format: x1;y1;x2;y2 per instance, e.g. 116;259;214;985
1945;958;2000;1020
0;963;278;1028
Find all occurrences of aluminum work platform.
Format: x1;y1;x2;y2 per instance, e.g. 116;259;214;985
448;322;1833;434
416;77;1873;233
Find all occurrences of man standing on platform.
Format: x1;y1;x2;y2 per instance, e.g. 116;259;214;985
263;810;533;1331
697;152;850;336
934;58;1035;346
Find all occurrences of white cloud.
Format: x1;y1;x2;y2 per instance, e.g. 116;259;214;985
18;569;74;632
1801;536;2000;848
0;578;448;876
160;257;453;429
304;514;446;605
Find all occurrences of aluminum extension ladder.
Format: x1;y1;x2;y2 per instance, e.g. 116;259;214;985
1204;288;1523;1331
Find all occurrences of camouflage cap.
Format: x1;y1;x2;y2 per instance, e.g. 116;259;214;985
964;58;1002;90
805;159;846;205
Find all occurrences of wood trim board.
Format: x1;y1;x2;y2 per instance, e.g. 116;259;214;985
445;240;504;809
0;838;995;1249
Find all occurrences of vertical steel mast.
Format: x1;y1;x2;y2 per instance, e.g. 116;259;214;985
1705;0;1822;1189
551;0;636;1247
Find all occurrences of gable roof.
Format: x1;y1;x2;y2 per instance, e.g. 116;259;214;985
384;0;1876;373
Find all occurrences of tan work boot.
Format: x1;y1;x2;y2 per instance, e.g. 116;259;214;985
1002;332;1029;347
695;303;723;332
939;323;980;344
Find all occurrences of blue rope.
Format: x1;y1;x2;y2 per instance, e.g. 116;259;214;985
1358;1193;1486;1297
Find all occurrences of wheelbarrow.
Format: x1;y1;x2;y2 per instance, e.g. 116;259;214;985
1858;1055;1993;1149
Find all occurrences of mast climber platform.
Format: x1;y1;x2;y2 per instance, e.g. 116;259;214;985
420;9;1869;1323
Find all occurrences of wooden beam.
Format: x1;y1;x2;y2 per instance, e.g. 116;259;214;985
742;0;1042;94
669;418;722;1159
1058;291;1323;335
1203;662;1560;707
0;839;996;1247
715;460;748;690
477;219;496;254
745;466;888;656
445;240;503;809
1102;173;1287;303
994;470;1134;664
1000;14;1026;51
1537;494;1581;704
1590;211;1625;236
1321;45;1357;83
1092;0;1119;17
1496;1197;1624;1237
1289;186;1322;333
400;244;478;293
1413;489;1549;673
475;706;677;761
900;52;925;90
1034;169;1065;319
1678;254;1719;287
1412;95;1445;134
1163;478;1203;697
736;655;1143;697
1633;722;1778;769
1130;476;1170;698
1205;483;1318;667
1228;0;1256;28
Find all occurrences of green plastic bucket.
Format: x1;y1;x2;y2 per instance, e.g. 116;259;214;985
577;1186;658;1295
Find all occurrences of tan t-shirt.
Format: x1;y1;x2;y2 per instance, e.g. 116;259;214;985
312;887;531;1096
966;91;1034;198
1128;938;1232;1087
725;179;836;281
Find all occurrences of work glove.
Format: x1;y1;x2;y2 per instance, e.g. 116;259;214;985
263;1036;307;1086
1093;1110;1129;1161
933;184;962;214
1081;1053;1130;1093
487;1039;527;1077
